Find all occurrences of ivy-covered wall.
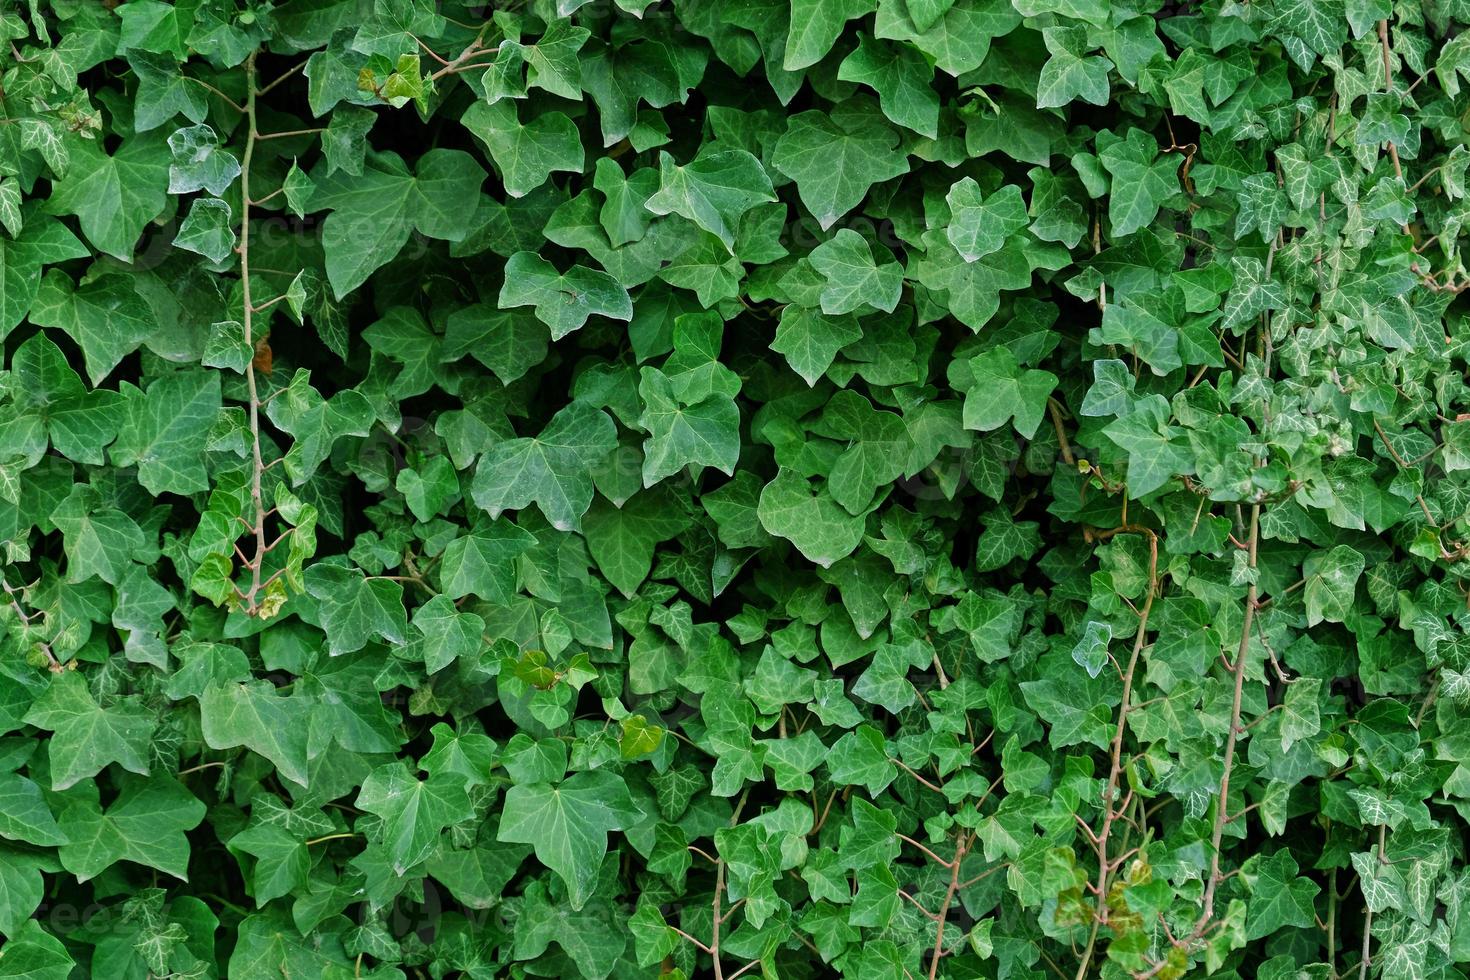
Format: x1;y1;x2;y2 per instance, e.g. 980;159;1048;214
0;0;1468;977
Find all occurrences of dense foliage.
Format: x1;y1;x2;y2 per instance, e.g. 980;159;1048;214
1;0;1468;976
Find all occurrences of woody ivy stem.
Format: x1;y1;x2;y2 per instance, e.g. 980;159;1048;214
234;51;272;617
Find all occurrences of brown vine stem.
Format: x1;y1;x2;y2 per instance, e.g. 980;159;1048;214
710;787;750;980
426;28;501;83
1200;501;1260;929
1074;528;1158;980
927;834;968;980
236;52;272;617
1;577;62;672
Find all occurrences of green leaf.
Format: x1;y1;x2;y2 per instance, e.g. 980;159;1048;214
0;921;74;980
1036;25;1113;108
50;485;146;586
173;197;236;263
1098;128;1178;237
584;488;691;597
0;212;89;336
809;229;903;314
498;251;633;339
57;778;204;881
1243;850;1321;940
461;100;585;198
953;348;1058;439
409;595;485;674
757;469;867;568
771;305;862;386
644;147;776;251
945;178;1029;262
10;333;124;465
638;368;741;485
44;131;170;260
1071;620;1111;678
303;564;408;656
199;680;312;789
786;0;878;70
836;33;939;137
1102;394;1193;497
438;521;537;604
874;0;1020;76
1302;545;1364;626
357;763;473;875
167;124;240;196
309;149;486;297
498;19;590;99
497;769;639;910
23;672;153;791
772;107;909;230
228;823;310;906
111;370;223;495
470;401;619;531
28;270;154;385
0;774;65;847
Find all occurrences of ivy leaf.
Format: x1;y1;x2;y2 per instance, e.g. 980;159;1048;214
772;107;909;230
757;469;866;568
497;769;639;911
819;389;910;513
785;0;878;70
0;212;89;336
28;270;154;385
23;673;153;792
309;149;486;297
443;304;549;385
438;522;537;604
809;229;903;315
173;198;236;264
0;774;65;847
771;306;862;386
497;251;633;339
110;371;223;495
584;488;691;597
1243;850;1321;940
1098;129;1178;237
1036;25;1113;108
946;178;1029;262
874;0;1020;76
265;372;376;486
1303;545;1365;626
470;401;619;531
461;101;585;198
199;681;312;789
1103;394;1193;497
10;333;124;465
167;124;241;196
837;34;940;137
44;131;170;260
228;824;310;906
498;18;590;99
50;485;146;586
913;232;1031;330
644;147;776;251
56;778;205;882
357;764;474;875
1071;621;1111;678
409;595;485;674
1221;255;1287;331
952;348;1058;439
638;368;741;485
303;564;408;656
